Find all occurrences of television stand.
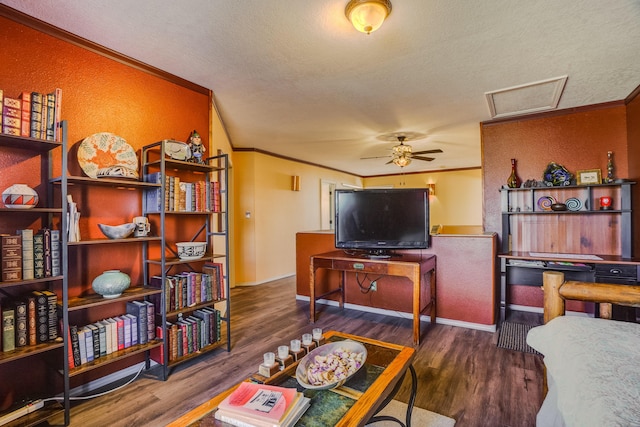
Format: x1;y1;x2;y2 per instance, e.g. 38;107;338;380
309;250;437;345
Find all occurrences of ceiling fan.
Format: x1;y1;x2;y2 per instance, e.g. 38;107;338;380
361;136;443;167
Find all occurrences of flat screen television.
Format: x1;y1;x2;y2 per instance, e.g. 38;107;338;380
334;188;430;257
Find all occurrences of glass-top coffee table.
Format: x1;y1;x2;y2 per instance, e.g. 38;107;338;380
167;331;417;427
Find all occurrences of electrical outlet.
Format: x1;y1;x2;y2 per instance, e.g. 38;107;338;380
370;281;377;291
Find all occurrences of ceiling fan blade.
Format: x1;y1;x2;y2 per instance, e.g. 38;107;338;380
412;155;435;162
412;149;443;155
360;155;391;160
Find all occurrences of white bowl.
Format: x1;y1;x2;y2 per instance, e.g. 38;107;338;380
98;223;136;239
2;184;39;209
296;340;367;390
176;241;207;260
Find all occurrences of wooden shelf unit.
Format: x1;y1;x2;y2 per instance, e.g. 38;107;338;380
141;142;231;380
498;181;636;323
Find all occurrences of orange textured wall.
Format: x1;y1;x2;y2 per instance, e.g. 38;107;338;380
482;103;637;308
0;15;210;395
482;104;630;238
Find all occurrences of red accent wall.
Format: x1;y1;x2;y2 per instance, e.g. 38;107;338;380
482;99;640;309
0;14;210;399
296;231;498;326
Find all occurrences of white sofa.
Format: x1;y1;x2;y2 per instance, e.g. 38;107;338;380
526;271;640;427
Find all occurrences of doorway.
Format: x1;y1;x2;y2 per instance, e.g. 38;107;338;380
320;180;336;230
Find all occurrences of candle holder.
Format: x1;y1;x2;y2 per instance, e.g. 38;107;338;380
276;345;293;369
301;333;316;353
312;328;326;346
258;352;279;377
289;339;306;361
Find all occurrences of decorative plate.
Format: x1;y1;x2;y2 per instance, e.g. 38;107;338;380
565;197;583;211
163;140;192;161
96;165;139;180
543;162;573;187
296;340;367;390
77;133;138;179
537;196;556;211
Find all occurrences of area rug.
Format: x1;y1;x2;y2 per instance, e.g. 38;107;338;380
497;322;541;355
366;400;456;427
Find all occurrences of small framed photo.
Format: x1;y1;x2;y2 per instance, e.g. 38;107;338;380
577;169;602;185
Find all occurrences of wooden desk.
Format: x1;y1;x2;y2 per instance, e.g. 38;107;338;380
166;331;416;427
499;251;640;323
309;251;436;345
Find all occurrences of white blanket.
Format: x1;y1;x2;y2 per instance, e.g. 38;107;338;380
527;316;640;427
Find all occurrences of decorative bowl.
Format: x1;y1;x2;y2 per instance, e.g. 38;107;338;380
2;184;39;209
176;241;207;260
92;270;131;298
296;340;367;390
550;203;567;211
98;223;136;239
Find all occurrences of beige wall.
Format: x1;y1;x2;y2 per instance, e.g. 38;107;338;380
232;150;483;286
363;168;483;226
233;152;362;286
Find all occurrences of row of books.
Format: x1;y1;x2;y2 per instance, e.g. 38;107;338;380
67;300;156;368
0;229;61;283
149;264;225;313
144;172;222;213
0;89;62;141
215;382;310;427
1;290;58;352
153;307;221;363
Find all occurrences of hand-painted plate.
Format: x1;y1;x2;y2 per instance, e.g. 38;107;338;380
77;133;138;179
565;197;583;211
537;196;556;211
163;139;192;161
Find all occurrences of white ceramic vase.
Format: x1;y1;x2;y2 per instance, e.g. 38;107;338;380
2;184;39;209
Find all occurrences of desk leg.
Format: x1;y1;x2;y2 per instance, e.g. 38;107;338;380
412;270;421;346
310;262;316;323
430;268;436;326
339;271;346;309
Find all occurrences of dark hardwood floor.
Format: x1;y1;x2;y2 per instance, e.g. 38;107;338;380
50;276;545;427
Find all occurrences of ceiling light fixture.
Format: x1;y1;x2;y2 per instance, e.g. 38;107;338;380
345;0;392;34
393;155;411;168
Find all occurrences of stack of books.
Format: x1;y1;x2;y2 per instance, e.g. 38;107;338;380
1;88;62;140
215;382;310;427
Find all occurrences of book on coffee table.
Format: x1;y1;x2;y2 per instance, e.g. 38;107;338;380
214;382;310;427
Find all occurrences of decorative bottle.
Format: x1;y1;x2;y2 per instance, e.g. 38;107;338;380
507;158;521;188
606;151;614;183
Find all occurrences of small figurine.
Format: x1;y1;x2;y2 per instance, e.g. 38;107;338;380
187;130;205;164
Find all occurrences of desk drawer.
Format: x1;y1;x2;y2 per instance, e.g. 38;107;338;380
332;259;388;274
507;265;594;286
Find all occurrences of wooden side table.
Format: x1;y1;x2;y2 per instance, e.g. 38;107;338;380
309;251;436;345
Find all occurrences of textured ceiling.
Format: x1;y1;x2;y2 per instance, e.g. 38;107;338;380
3;0;640;176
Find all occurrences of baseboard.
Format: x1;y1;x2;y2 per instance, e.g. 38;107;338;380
508;304;543;314
236;273;295;287
508;304;593;318
297;295;497;333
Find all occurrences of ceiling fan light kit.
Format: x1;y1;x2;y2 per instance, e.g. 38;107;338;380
345;0;392;34
361;134;443;168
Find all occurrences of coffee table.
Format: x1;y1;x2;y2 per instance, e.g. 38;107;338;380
167;331;417;427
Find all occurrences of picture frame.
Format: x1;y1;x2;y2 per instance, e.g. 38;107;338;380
576;169;602;185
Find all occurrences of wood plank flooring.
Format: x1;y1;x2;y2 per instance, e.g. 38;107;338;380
49;276;545;427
